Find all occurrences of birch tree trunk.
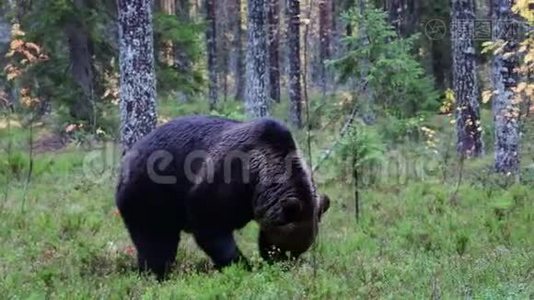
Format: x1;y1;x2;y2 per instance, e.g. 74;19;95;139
451;0;484;157
491;0;520;174
118;0;158;151
205;0;218;109
267;0;281;103
245;0;269;118
287;0;302;127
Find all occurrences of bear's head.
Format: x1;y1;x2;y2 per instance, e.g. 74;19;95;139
258;194;330;261
253;149;330;262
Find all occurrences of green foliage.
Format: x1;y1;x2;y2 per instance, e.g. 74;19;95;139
209;101;246;121
339;123;385;168
332;7;440;118
6;2;205;136
12;0;116;129
376;115;425;143
336;123;385;187
153;13;204;97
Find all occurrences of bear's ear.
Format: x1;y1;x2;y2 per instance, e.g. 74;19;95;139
318;194;330;218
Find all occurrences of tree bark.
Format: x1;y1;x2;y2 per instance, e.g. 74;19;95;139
205;0;218;109
65;0;95;124
491;0;520;174
118;0;158;151
159;0;175;65
386;0;419;37
318;0;332;95
245;0;269;118
233;0;245;101
176;0;190;18
287;0;301;127
267;0;280;103
451;0;484;157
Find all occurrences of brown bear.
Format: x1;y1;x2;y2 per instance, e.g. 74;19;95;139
115;115;329;279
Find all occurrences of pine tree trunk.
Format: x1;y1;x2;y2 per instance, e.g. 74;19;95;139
174;0;191;102
491;0;520;174
233;0;245;101
218;0;231;103
205;0;218;109
118;0;158;151
66;0;95;124
451;0;484;157
245;0;269;118
318;0;331;95
159;0;175;65
267;0;281;103
176;0;189;18
287;0;301;127
386;0;419;37
388;0;403;35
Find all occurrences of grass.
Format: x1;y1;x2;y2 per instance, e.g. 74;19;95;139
0;103;533;299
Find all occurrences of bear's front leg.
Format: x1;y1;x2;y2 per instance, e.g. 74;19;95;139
193;229;250;270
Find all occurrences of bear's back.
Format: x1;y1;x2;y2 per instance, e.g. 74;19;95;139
116;115;298;230
133;115;241;155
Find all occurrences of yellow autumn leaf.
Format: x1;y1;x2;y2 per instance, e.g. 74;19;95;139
516;82;527;93
10;39;23;50
503;52;515;59
6;72;18;81
482;90;493;103
25;42;41;53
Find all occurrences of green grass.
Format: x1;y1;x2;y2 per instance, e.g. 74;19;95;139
0;104;533;299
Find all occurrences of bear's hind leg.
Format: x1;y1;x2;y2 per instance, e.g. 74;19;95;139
193;229;250;270
130;228;180;281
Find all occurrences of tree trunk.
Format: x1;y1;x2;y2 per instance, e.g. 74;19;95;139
173;0;191;102
118;0;158;151
267;0;280;103
159;0;175;65
386;0;419;37
388;0;403;35
451;0;484;157
217;0;231;103
245;0;269;118
205;0;218;109
233;0;245;101
0;3;12;108
491;0;520;174
65;0;95;124
287;0;301;127
318;0;332;95
176;0;190;18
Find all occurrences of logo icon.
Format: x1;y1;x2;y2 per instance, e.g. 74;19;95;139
425;19;447;40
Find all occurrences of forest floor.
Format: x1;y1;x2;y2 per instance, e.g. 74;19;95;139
0;103;533;299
